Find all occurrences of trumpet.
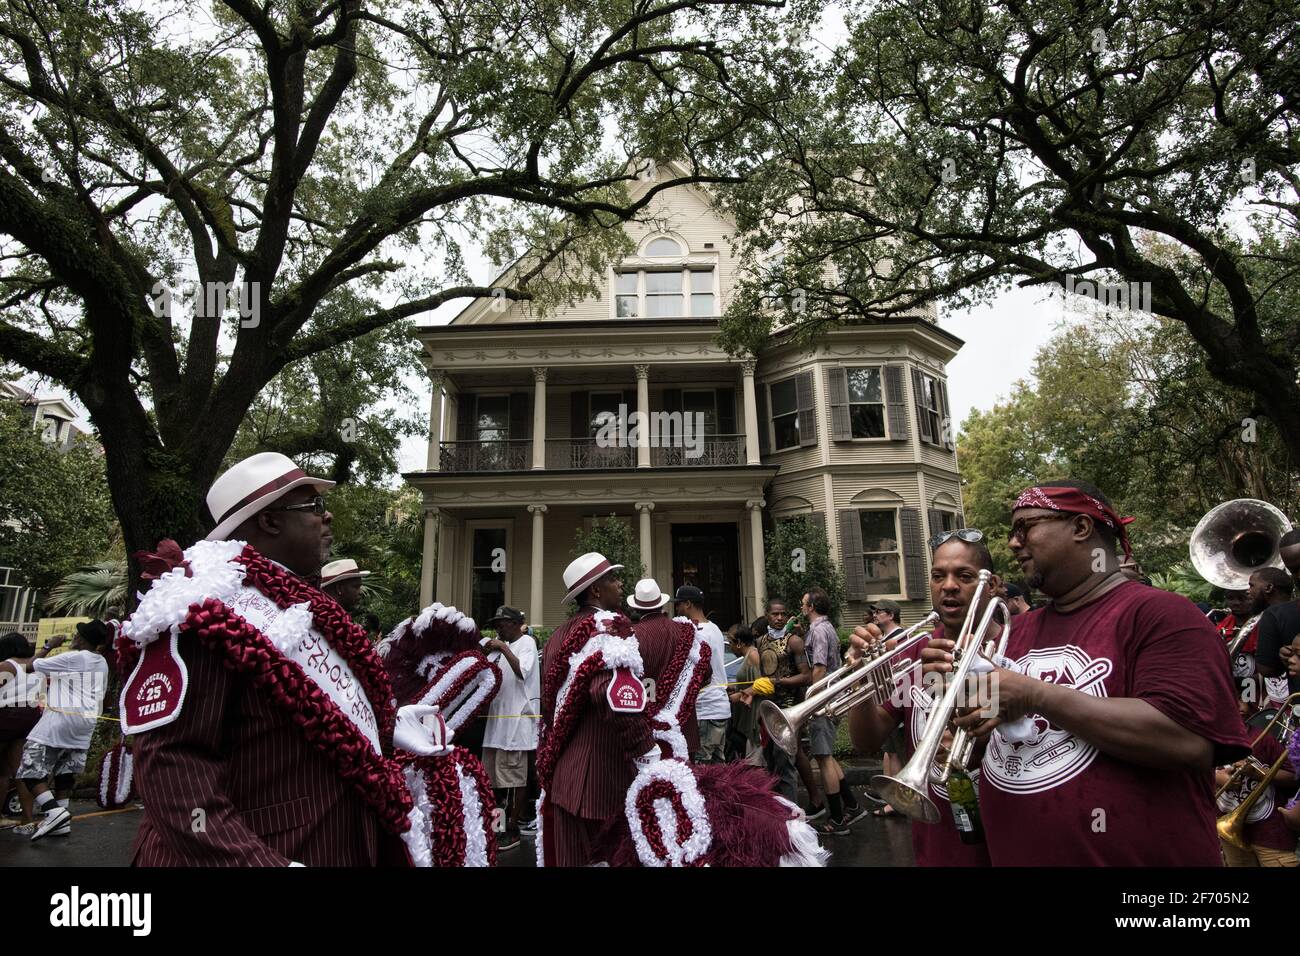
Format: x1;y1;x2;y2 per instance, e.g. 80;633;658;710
1215;693;1300;850
757;611;941;757
871;569;1010;824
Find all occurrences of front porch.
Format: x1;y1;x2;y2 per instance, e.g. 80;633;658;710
405;467;777;630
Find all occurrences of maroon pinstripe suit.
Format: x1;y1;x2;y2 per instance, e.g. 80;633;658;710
541;607;676;866
131;620;408;867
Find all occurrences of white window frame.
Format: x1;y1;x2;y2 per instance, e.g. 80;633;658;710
857;508;904;599
464;519;514;618
917;370;943;447
843;365;889;441
608;235;720;320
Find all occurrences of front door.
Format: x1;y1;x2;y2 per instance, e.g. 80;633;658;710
671;523;742;631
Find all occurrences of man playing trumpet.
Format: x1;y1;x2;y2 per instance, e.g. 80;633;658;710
847;530;999;865
922;480;1249;865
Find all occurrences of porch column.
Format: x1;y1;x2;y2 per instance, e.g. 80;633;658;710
741;359;761;465
747;498;766;620
532;367;548;470
634;363;651;468
435;510;457;605
425;371;444;471
635;501;655;578
528;504;547;626
420;507;439;606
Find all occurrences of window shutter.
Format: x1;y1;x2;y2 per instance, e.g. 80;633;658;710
717;387;736;436
838;509;866;601
938;379;955;449
570;391;588;438
900;507;926;601
509;392;530;440
884;365;909;441
756;383;771;456
826;367;851;441
927;509;945;541
456;393;476;442
911;368;933;444
796;370;818;447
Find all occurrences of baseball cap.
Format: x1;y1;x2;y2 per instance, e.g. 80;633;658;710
487;605;525;625
673;585;705;605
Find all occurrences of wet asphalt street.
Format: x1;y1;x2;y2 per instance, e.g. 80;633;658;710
0;794;915;867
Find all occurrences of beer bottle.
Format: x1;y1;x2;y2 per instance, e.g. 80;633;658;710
946;767;985;845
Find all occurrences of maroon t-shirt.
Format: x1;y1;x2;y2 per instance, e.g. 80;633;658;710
979;581;1250;866
1217;723;1296;852
883;632;992;867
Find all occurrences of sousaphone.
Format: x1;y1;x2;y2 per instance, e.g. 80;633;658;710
1189;499;1293;591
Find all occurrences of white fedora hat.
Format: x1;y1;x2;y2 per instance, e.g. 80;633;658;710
627;578;670;612
562;552;624;605
321;558;370;587
205;452;335;541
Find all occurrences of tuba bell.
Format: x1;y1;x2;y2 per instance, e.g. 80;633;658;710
1189;499;1293;591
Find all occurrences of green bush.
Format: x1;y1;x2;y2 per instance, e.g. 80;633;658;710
764;516;847;625
568;515;644;614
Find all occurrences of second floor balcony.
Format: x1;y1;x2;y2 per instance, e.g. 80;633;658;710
436;435;749;473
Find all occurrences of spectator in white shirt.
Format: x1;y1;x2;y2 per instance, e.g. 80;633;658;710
482;605;539;852
674;586;731;764
0;632;42;825
1;620;110;841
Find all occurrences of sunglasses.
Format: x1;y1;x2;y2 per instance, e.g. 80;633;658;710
928;528;984;550
1007;513;1074;543
268;495;328;516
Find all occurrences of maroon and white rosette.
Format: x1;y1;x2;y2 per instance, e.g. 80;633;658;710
97;738;134;810
400;747;498;868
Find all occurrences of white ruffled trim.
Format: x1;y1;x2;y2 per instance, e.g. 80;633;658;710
413;602;479;637
457;761;490;868
263;601;314;655
779;818;831;867
122;539;246;646
651;635;702;759
98;748;113;807
416;652;451;680
116;751;133;805
416;656;501;731
400;765;434;868
534;791;546;868
554;623;643;721
625;759;712;867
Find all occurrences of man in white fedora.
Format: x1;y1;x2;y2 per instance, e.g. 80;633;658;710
538;552;630;864
120;452;442;866
321;558;370;614
628;579;701;757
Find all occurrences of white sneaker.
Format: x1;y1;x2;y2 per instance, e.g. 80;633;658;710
31;806;71;842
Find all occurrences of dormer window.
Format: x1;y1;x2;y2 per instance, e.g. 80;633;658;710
613;235;717;318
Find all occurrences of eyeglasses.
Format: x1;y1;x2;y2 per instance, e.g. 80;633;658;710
268;495;327;516
1007;513;1073;543
928;528;984;550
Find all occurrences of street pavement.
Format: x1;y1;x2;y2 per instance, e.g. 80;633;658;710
0;796;916;867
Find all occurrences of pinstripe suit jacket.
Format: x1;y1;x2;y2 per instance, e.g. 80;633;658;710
131;608;408;867
541;608;677;820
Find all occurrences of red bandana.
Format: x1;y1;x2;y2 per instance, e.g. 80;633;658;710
1013;485;1134;559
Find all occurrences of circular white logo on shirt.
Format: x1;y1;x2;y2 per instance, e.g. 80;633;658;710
983;645;1112;795
907;684;980;801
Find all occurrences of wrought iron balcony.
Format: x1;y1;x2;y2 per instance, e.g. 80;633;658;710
438;440;532;472
545;438;635;470
650;434;746;467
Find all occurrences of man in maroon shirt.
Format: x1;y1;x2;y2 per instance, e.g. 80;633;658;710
848;531;997;866
923;479;1250;866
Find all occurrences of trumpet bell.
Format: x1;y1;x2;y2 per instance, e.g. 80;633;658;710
758;699;801;758
870;771;940;824
1190;499;1293;591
